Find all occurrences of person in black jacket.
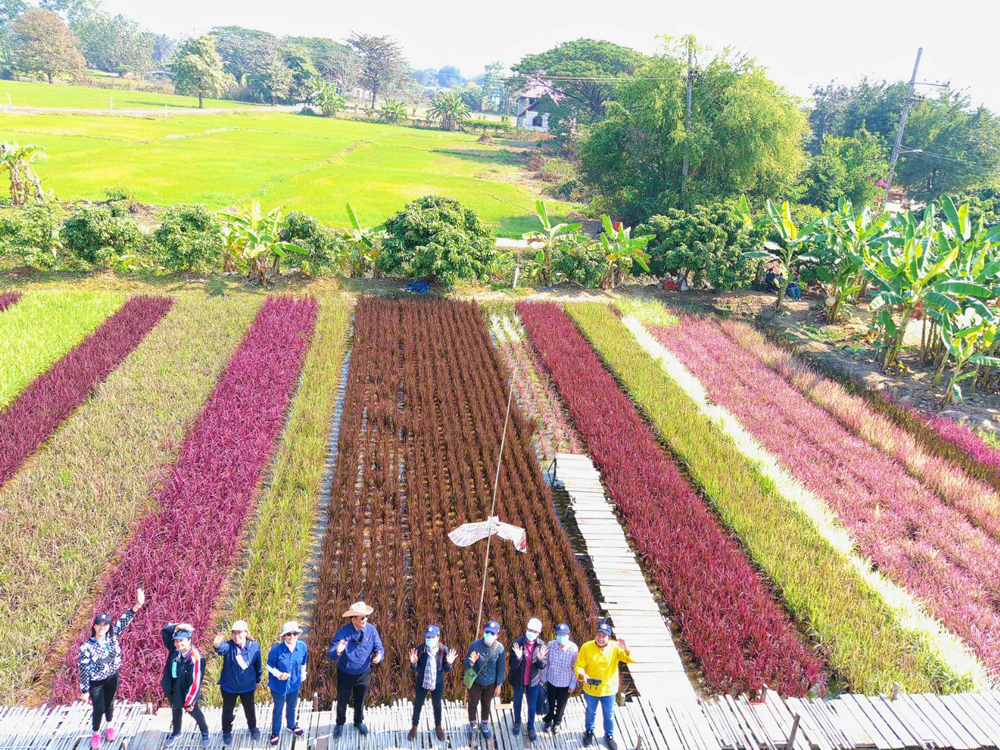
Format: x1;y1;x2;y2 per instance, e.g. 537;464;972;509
406;624;457;742
508;617;548;741
161;623;209;749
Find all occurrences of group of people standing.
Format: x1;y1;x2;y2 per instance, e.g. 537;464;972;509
78;594;633;750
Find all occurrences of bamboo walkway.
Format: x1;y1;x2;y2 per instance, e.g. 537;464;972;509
549;454;696;705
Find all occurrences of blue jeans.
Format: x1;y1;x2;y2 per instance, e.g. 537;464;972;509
512;683;541;729
583;693;615;736
270;689;299;735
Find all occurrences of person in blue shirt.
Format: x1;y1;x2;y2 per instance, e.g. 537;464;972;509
327;600;384;738
212;621;262;746
464;620;505;742
265;621;308;748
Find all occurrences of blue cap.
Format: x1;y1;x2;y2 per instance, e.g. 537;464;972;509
424;624;440;638
596;623;612;636
484;620;500;635
173;629;193;640
555;623;570;635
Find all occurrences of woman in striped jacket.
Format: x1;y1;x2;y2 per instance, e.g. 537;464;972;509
78;588;144;749
161;622;209;749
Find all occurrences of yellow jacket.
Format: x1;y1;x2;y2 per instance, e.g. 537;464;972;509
574;640;634;697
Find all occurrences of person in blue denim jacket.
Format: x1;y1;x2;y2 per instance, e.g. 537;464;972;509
328;600;384;738
265;621;308;747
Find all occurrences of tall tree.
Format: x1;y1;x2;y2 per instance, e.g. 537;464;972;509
512;38;647;126
436;64;462;88
0;0;29;75
75;13;153;77
580;44;807;222
210;25;277;86
169;34;229;108
282;44;318;102
151;34;176;65
800;129;889;210
480;60;509;114
245;46;292;103
347;32;408;108
285;35;358;91
10;7;85;83
39;0;97;27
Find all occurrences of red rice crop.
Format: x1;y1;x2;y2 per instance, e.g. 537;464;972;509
308;299;596;704
0;296;171;490
50;296;317;703
517;301;824;696
0;292;20;313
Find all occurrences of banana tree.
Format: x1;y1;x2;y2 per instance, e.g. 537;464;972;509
0;141;48;206
939;313;1000;404
522;200;582;285
597;215;652;290
218;200;307;285
744;200;821;313
814;199;888;323
340;203;381;277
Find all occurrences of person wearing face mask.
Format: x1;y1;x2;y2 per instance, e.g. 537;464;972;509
78;588;144;749
541;623;578;735
507;617;548;741
328;600;384;738
575;622;634;750
407;624;457;741
160;622;209;749
266;621;308;747
213;621;262;746
463;619;505;742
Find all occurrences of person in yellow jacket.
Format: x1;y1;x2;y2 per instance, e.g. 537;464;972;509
574;622;634;750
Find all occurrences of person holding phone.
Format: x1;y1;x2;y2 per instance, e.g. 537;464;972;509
574;622;634;750
266;621;308;747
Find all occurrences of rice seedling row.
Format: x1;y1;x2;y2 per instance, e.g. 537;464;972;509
0;296;171;490
655;314;1000;676
307;298;596;705
49;296;317;703
203;297;352;703
517;301;824;696
0;290;124;409
0;292;262;705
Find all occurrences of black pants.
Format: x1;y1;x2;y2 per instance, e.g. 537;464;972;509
467;683;496;723
171;703;209;736
413;682;444;727
221;688;257;734
544;684;570;727
89;673;119;732
336;670;371;726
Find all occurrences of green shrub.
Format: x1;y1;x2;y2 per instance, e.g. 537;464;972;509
103;186;137;217
154;204;221;272
279;211;342;272
61;205;144;263
551;237;604;287
377;195;496;286
639;202;764;290
0;205;64;269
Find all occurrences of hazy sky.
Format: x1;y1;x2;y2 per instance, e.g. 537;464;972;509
103;0;1000;111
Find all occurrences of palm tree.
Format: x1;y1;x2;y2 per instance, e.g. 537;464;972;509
0;141;48;206
428;92;470;132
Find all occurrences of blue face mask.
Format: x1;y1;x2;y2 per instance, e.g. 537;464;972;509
483;633;496;645
556;635;568;646
425;637;439;650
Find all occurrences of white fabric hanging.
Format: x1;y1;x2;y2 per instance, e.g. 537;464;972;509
448;515;527;553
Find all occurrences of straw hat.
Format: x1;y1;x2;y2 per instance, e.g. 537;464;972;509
342;600;374;618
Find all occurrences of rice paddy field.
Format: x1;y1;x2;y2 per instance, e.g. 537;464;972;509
4;278;1000;709
0;82;578;237
0;79;248;110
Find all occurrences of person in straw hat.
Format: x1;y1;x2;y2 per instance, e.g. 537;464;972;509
265;621;308;747
213;620;262;746
327;599;384;738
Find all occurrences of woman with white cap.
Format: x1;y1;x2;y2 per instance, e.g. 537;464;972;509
160;622;209;749
266;621;308;747
213;620;262;746
407;623;457;741
508;616;549;741
327;599;384;738
78;588;144;749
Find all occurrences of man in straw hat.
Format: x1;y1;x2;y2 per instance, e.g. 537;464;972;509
328;599;384;738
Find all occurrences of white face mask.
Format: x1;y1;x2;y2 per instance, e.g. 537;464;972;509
483;633;496;645
525;631;538;643
425;637;439;650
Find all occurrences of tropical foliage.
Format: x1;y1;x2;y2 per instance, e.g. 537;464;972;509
427;91;471;131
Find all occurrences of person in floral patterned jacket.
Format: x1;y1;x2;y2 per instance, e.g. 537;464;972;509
78;588;145;749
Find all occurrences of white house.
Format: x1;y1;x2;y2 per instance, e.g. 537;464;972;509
516;81;551;132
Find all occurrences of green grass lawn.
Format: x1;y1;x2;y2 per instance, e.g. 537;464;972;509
0;107;578;236
0;79;247;110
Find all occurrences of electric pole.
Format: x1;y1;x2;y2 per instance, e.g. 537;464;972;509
884;47;922;207
680;38;694;204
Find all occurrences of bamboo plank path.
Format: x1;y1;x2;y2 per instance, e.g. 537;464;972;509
549;453;695;706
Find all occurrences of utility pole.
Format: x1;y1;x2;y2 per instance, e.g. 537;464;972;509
680;38;694;204
884;47;922;207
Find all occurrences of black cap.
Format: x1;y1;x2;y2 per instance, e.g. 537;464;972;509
94;613;112;626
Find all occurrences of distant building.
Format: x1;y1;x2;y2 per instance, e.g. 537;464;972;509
516;81;550;132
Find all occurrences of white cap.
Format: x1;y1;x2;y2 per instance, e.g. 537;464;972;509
280;620;302;636
527;617;543;632
231;620;250;634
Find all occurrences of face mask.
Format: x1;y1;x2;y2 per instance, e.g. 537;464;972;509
425;637;439;650
483;633;496;645
525;631;538;643
556;635;568;646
